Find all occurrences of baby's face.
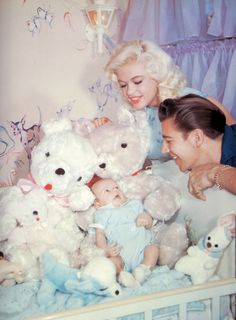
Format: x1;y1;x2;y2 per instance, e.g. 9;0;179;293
92;179;126;207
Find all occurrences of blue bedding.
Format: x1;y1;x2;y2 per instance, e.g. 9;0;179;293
0;266;205;320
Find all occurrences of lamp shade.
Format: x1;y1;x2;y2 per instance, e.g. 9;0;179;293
86;1;116;29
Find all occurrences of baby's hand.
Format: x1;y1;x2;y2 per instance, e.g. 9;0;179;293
105;243;121;257
93;117;112;128
136;213;153;229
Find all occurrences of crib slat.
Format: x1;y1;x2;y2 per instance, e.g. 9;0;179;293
212;296;220;320
179;303;187;320
144;309;152;320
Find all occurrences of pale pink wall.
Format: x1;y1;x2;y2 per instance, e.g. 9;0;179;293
0;0;124;186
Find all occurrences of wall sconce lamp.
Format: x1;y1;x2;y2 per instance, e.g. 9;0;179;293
85;0;116;55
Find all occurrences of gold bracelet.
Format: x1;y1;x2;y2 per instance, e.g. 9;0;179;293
214;165;231;189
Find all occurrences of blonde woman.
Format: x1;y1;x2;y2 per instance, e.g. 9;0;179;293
96;40;234;160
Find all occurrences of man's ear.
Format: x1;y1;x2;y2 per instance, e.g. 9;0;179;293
94;199;101;208
190;128;204;147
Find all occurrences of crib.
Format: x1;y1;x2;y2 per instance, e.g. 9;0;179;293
30;160;236;320
0;161;235;320
30;278;236;320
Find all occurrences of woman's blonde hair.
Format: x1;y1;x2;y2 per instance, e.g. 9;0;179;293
105;40;187;102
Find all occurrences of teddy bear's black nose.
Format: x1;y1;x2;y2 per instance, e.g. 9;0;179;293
99;163;106;169
207;242;212;248
55;168;65;175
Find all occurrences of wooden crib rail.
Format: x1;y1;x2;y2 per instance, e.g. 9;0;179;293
31;278;236;320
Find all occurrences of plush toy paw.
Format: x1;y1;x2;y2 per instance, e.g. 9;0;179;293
155;223;189;268
133;264;151;284
144;182;181;221
69;186;95;211
0;258;25;287
118;271;139;288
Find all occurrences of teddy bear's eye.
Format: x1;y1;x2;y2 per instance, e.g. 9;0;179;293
77;176;82;182
207;236;211;240
55;168;65;175
45;152;50;157
32;210;38;216
214;244;219;248
121;143;127;148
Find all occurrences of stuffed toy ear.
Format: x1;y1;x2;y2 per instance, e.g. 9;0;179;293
217;212;236;239
42;118;72;136
117;105;136;126
73;118;96;137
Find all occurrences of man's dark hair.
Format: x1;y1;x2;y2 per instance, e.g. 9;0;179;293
158;94;226;139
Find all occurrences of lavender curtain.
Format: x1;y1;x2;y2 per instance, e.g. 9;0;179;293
119;0;236;118
164;38;236;118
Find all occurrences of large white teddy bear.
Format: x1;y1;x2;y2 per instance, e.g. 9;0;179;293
88;109;181;221
0;118;98;281
74;109;187;268
30;117;97;212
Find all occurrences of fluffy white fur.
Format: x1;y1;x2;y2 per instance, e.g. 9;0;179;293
75;109;187;268
31;118;97;212
175;213;235;284
0;258;24;287
0;118;98;281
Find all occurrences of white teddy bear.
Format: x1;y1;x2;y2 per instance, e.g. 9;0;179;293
74;109;186;268
0;118;99;281
175;212;235;284
30;117;97;212
88;109;181;221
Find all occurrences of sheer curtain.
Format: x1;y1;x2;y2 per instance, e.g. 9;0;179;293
119;0;236;117
164;38;236;118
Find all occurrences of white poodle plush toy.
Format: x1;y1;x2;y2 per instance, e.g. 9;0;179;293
0;118;98;281
175;212;235;284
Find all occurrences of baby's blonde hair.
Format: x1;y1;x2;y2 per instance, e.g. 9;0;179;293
105;40;187;102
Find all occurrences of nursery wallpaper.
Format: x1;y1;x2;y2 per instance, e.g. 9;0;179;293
0;0;124;186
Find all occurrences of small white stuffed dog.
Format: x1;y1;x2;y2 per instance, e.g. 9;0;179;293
175;212;235;284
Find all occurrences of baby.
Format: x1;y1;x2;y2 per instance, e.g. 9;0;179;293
91;178;159;287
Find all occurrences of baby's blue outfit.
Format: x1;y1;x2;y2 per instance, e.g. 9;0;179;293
145;87;207;160
95;199;154;272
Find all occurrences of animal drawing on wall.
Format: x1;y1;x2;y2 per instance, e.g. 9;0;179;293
9;107;42;161
0;125;15;158
56;100;75;119
88;79;118;113
0;125;24;187
27;7;54;35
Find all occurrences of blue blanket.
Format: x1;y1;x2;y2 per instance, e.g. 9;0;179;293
0;266;205;320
